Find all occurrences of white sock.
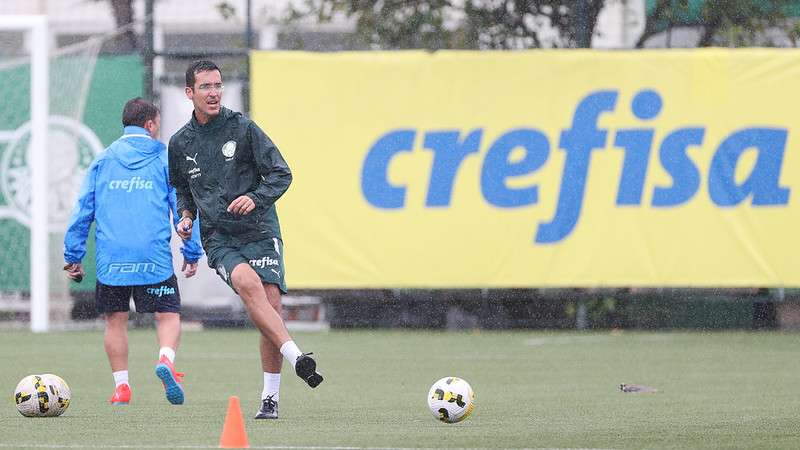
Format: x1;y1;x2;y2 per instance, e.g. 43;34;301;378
279;341;303;367
262;372;281;402
159;347;176;363
112;370;129;387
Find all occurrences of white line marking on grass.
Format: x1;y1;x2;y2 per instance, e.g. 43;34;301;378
0;445;615;450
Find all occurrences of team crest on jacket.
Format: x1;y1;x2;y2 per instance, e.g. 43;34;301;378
221;140;237;159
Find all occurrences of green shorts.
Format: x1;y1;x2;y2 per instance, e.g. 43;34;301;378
205;235;287;294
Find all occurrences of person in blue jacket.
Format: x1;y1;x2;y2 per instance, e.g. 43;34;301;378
63;97;203;407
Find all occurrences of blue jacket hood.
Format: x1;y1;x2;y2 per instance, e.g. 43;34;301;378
107;126;163;169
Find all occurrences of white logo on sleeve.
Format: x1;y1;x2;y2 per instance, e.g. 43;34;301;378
221;141;236;160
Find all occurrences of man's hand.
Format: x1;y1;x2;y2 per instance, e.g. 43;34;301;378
182;260;198;278
176;217;193;240
227;195;255;215
63;263;84;283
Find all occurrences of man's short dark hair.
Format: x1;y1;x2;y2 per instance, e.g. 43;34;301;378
186;60;221;88
122;97;159;128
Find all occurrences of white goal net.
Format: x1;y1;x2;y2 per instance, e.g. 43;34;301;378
0;16;103;331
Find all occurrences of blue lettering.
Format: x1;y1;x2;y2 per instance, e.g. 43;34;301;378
615;130;653;205
108;262;156;274
652;128;705;207
709;128;790;206
361;129;416;209
536;90;618;244
631;89;662;120
614;90;662;205
481;128;549;207
358;91;792;246
424;130;482;207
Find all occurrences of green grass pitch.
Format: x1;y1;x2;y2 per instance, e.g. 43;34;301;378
1;329;799;449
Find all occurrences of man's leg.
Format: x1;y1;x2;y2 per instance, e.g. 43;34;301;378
145;275;186;406
155;311;181;359
260;284;284;374
256;284;283;419
105;311;131;404
154;311;185;405
231;263;291;347
105;311;129;372
230;263;322;388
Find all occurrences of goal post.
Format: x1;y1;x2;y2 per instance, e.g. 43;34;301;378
1;16;117;332
0;15;49;332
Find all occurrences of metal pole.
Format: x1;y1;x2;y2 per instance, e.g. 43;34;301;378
243;0;252;114
30;16;49;332
144;0;155;100
246;0;253;54
666;0;674;48
576;299;588;330
575;1;590;48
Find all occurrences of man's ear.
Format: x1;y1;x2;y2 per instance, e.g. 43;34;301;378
185;87;193;99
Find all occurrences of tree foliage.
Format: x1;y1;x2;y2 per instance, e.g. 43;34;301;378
285;0;607;49
101;0;800;51
637;0;797;47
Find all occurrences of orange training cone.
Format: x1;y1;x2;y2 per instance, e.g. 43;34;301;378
219;396;249;448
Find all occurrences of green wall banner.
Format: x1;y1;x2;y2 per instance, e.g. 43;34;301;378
0;54;143;292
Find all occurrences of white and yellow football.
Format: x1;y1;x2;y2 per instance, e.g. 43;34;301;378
40;373;71;416
427;376;475;423
14;374;71;417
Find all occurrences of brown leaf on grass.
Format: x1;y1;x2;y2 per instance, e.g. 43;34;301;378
619;383;658;393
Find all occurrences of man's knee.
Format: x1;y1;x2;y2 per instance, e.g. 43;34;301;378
155;312;180;323
231;263;262;299
105;311;128;329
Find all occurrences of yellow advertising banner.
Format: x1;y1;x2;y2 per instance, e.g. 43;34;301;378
251;50;800;288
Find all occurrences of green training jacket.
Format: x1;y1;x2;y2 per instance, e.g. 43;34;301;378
168;106;292;244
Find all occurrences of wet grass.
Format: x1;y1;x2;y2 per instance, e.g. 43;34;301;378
1;329;799;449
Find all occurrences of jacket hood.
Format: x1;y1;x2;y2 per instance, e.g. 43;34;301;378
188;106;241;132
108;126;165;169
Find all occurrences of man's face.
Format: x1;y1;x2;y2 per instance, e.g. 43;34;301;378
186;69;223;121
144;113;161;139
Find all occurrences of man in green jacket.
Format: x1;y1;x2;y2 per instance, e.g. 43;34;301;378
168;60;323;420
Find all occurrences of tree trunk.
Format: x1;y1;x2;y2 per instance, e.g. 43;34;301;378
108;0;138;53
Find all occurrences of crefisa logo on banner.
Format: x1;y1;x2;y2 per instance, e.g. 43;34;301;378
361;89;790;244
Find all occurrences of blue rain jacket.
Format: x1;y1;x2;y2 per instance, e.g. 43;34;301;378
64;126;203;286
